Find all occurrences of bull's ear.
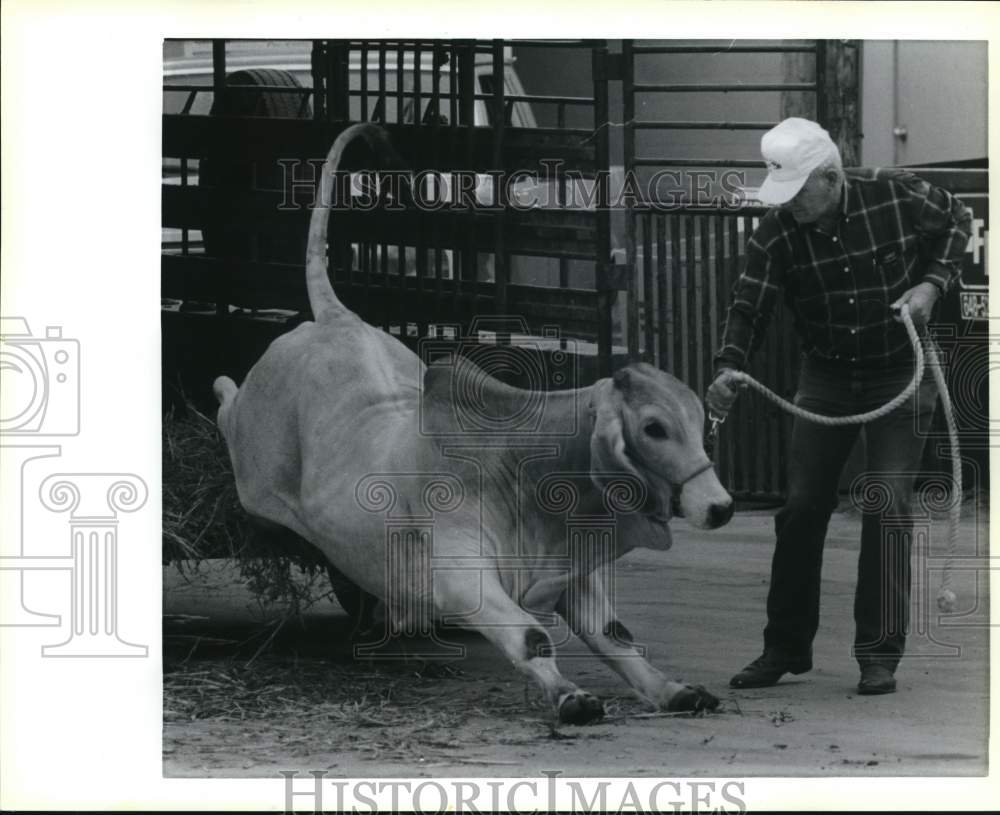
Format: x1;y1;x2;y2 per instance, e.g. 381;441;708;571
588;379;644;489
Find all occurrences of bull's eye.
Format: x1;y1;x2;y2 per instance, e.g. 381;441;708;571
643;421;668;440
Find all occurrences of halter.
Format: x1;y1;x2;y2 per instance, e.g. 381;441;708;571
669;459;715;494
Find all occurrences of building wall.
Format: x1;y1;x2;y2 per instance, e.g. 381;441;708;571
861;40;988;166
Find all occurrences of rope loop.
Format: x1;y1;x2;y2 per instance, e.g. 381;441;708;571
721;305;961;612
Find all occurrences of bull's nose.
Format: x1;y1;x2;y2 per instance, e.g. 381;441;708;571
707;500;734;529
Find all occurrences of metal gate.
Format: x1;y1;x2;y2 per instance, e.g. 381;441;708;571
618;40;857;499
161;39;619;410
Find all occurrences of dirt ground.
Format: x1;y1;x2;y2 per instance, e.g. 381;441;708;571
163;507;988;778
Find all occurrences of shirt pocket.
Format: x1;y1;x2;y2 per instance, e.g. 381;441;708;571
873;245;911;297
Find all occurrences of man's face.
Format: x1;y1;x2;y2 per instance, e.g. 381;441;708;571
782;169;840;224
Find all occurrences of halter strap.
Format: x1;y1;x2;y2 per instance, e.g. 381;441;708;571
670;459;715;493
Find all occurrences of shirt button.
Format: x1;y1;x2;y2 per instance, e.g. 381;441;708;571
849;298;855;304
843;266;850;273
832;236;839;243
851;329;857;335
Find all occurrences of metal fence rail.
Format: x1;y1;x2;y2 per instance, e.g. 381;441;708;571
629;207;800;497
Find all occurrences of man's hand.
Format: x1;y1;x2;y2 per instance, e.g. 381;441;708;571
705;368;747;418
891;281;941;330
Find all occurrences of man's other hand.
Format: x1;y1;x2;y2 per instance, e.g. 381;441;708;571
706;368;747;418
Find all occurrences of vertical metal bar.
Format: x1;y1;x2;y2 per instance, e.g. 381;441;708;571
642;211;654;363
447;41;458;303
311;41;326;121
745;213;763;495
377;43;389;319
626;220;639;360
683;215;695;387
656;214;669;371
413;40;427;297
711;213;725;481
325;40;338;123
719;215;742;491
557;101;569;290
815;40;829;131
180;157;189;255
338;41;350;121
212;40;227;317
592;43;613;377
211;40;226;103
623;40;638;360
396;41;405;123
432;41;444;298
378;43;387;122
491;39;508;316
670;214;683;381
712;212;724;354
381;178;390;290
734;215;746;494
413;40;423;126
697;214;711;397
431;40;443;124
459;40;476;299
360;41;369;120
449;40;459;127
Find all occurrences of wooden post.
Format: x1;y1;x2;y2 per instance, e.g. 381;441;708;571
781;49;816;120
822;40;861;167
782;41;861;166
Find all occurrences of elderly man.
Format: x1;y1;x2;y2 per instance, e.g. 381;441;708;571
706;117;971;695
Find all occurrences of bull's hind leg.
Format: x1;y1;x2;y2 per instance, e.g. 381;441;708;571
558;568;719;713
432;571;604;725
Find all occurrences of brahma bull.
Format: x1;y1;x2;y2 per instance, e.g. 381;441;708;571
214;123;734;724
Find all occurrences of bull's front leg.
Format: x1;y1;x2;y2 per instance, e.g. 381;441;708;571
558;568;719;713
432;570;605;725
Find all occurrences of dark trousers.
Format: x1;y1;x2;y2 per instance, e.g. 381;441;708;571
763;357;937;669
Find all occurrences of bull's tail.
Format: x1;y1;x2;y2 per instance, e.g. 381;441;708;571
306;123;406;322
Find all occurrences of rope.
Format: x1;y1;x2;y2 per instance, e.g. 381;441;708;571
716;305;961;612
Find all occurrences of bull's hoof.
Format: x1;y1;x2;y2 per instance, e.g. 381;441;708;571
557;691;605;725
666;684;720;714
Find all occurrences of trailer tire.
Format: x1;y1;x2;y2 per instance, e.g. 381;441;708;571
200;69;312;265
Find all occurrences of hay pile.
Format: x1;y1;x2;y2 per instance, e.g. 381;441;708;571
162;402;331;611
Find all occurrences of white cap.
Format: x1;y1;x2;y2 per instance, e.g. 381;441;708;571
758;118;838;205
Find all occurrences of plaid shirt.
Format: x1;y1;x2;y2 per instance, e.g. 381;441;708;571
715;168;972;372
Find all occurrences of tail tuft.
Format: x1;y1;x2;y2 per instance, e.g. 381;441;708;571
213;376;238;441
213;376;238;406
